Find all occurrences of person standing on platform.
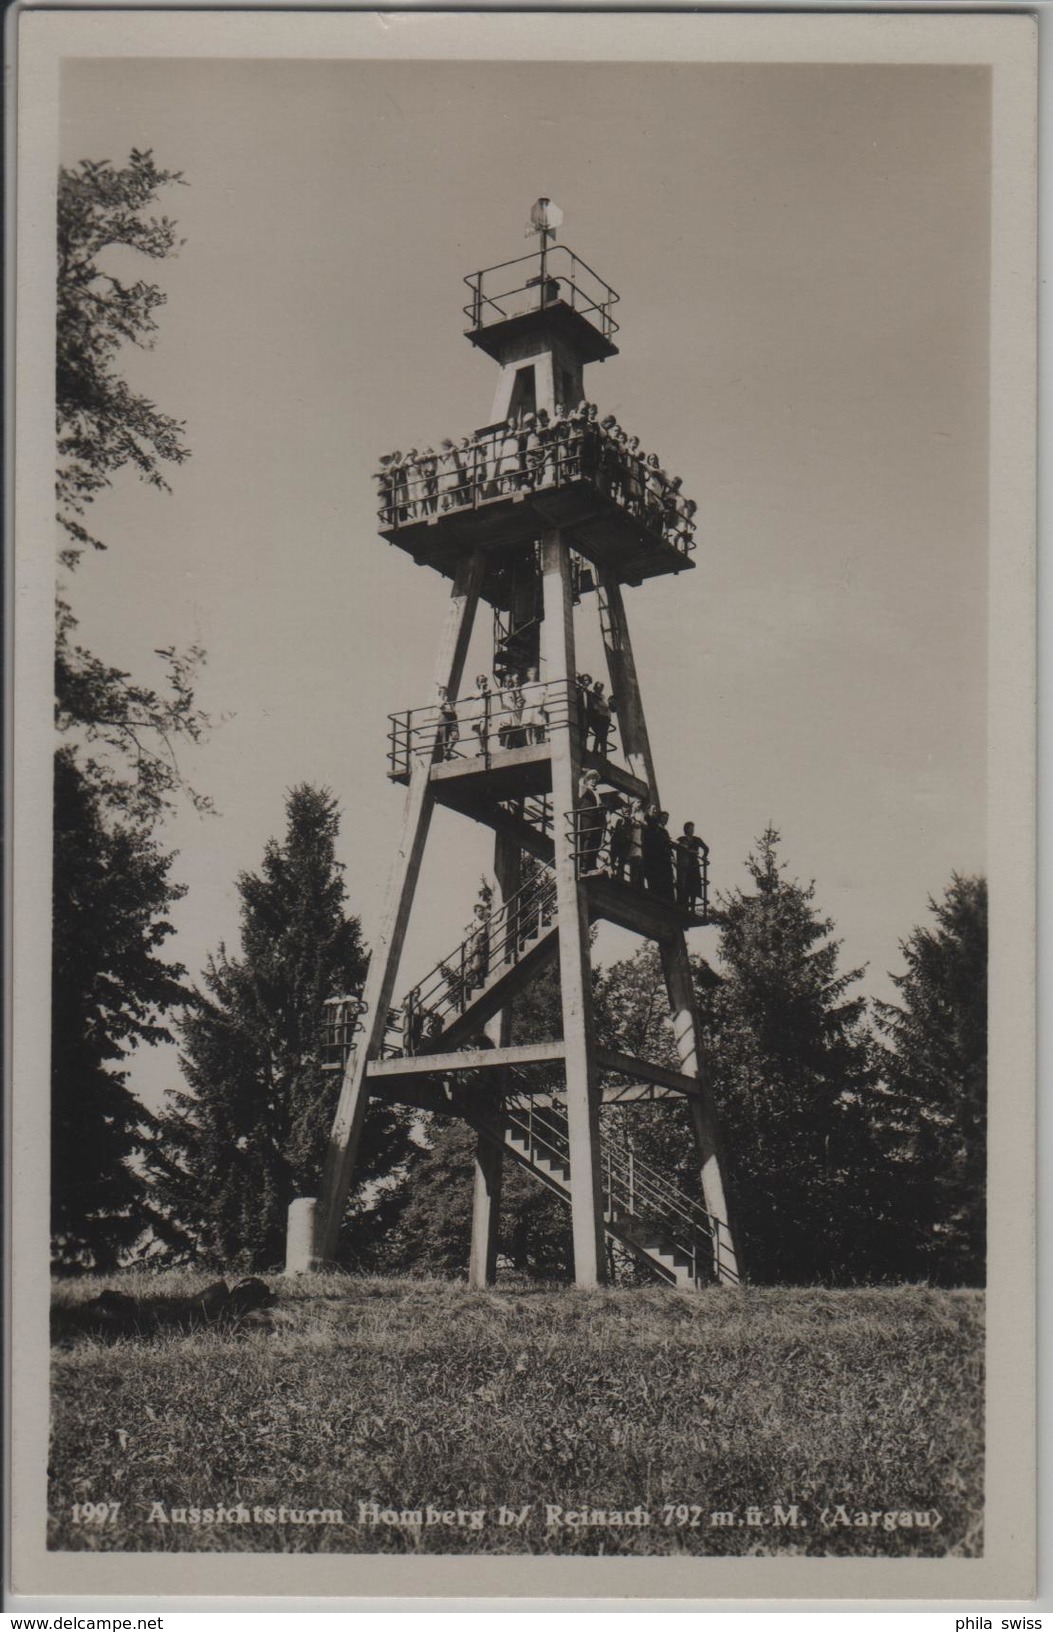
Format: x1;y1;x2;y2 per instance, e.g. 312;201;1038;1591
402;986;424;1056
404;449;421;518
419;448;439;514
624;435;645;517
577;673;594;745
389;451;410;523
676;822;709;915
626;798;646;889
662;474;684;544
655;810;677;900
497;420;524;493
471;674;491;757
527;410;553;488
437;686;459;760
589;680;612;757
376;452;399;525
644;452;666;531
643;806;676;900
604;794;630;880
522;666;548;743
467;901;490;993
577;769;605;875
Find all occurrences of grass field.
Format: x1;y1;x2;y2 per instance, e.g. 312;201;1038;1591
49;1273;984;1556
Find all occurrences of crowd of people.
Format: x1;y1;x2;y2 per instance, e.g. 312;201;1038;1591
375;402;697;555
391;797;708;1059
432;672;616;761
576;770;709;915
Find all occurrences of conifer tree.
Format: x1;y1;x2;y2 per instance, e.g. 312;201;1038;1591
873;874;987;1285
152;786;412;1269
51;748;188;1269
704;827;879;1284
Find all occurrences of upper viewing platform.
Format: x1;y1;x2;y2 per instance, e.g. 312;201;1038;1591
464;244;620;364
374;409;697;595
370;205;697;598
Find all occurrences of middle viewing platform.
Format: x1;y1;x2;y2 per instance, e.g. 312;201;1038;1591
374;405;698;593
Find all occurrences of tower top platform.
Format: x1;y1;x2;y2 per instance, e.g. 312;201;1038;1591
374;413;697;606
464;245;619;364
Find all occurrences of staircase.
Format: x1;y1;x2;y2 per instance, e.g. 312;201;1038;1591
392;865;559;1054
500;1097;719;1288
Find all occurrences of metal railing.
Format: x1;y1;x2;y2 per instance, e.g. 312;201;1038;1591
387;677;618;780
498;791;553;841
374;418;697;558
463;245;620;342
319;993;367;1072
503;1096;722;1286
392;865;558;1054
565;806;710;919
321;992;415;1068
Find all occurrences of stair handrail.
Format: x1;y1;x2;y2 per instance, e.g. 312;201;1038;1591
602;1142;717;1249
503;1088;714;1243
504;1099;571;1174
499;791;553;837
502;1083;717;1273
394;865;558;1051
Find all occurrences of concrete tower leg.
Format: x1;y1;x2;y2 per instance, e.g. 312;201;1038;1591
307;550;486;1269
597;569;742;1286
468;831;521;1287
468;1136;504;1288
541;530;607;1287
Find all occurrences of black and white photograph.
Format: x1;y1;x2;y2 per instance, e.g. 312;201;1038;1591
8;9;1036;1603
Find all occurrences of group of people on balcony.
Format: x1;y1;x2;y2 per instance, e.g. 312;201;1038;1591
434;673;615;762
374;403;697;554
577;770;708;915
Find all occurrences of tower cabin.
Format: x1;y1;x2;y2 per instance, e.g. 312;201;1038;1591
299;208;738;1293
376;244;696;599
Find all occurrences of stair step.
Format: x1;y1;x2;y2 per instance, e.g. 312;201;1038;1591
500;1117;712;1288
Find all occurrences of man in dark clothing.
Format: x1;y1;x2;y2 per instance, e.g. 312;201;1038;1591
676;821;709;914
577;769;606;875
643;807;675;901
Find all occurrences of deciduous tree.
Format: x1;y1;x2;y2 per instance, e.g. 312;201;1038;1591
52;150;208;1268
57;149;190;567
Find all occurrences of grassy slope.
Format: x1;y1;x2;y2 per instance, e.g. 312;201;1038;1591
49;1274;983;1556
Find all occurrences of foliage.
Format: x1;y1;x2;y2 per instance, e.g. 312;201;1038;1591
364;830;983;1293
51;748;188;1271
56;599;212;821
873;875;987;1286
52;149;210;1272
594;943;715;1184
703;827;881;1285
57;149;189;567
55;149;209;816
383;956;573;1279
385;1118;573;1280
153;786;413;1270
49;1272;984;1558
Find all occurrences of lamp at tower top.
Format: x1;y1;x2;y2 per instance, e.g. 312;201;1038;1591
463;205;620;366
528;196;563;246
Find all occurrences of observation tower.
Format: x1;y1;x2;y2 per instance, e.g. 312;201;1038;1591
288;203;741;1288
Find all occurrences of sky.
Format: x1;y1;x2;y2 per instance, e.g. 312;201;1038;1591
58;56;991;1111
